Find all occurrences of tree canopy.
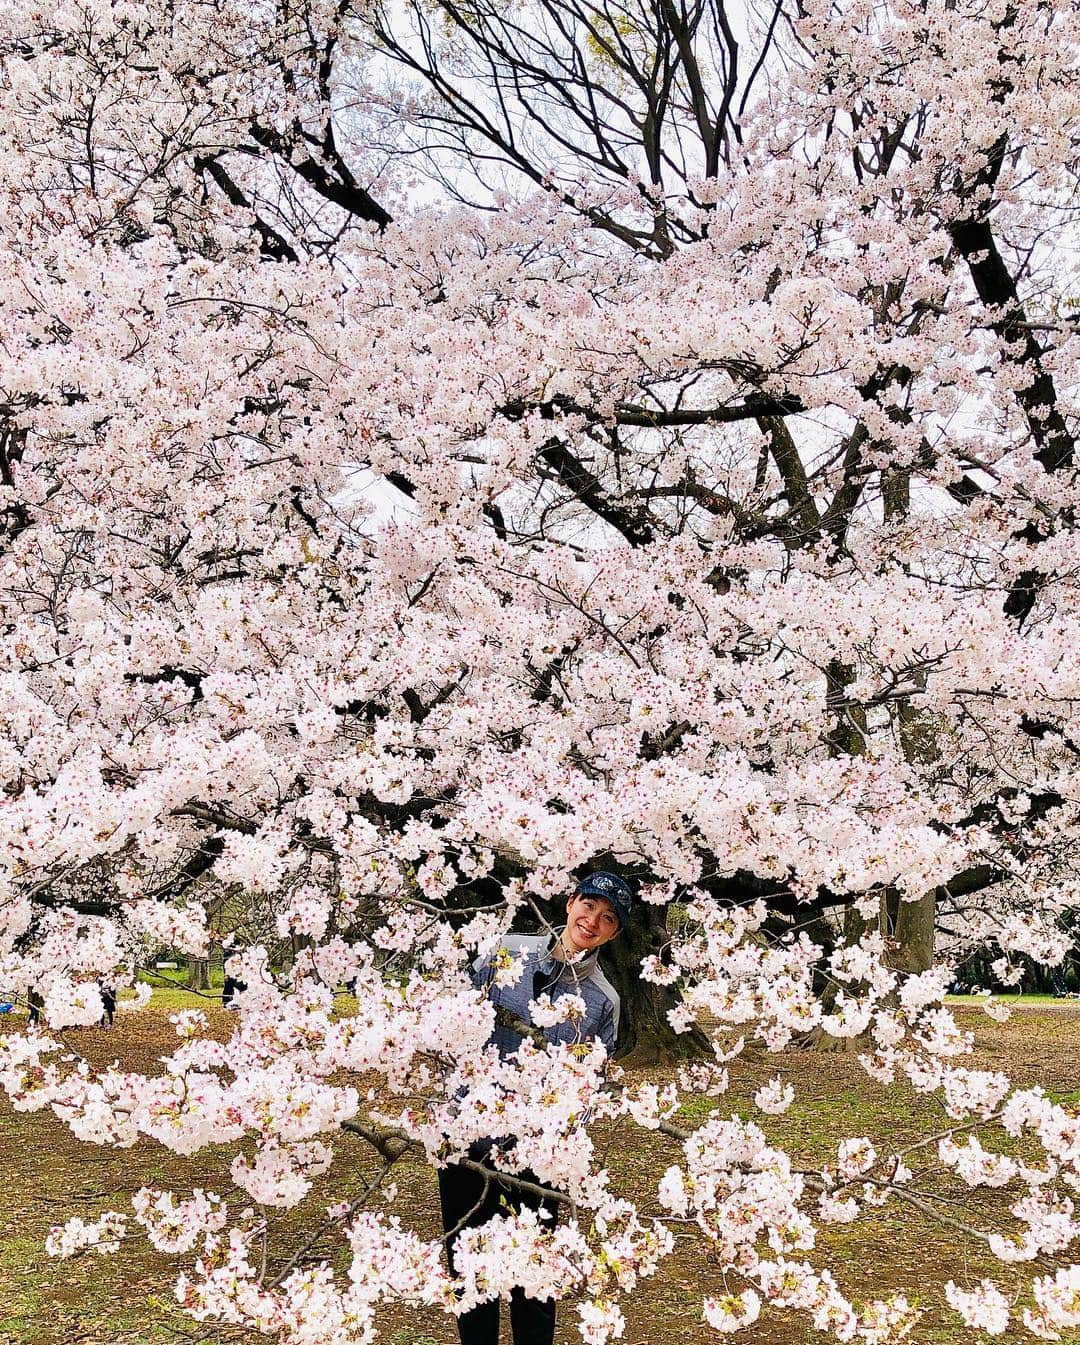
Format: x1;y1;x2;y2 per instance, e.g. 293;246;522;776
0;0;1079;1339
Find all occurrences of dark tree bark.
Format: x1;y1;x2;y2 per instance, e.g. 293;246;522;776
891;891;935;975
601;899;708;1064
802;902;869;1053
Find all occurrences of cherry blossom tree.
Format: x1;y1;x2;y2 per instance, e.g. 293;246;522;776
1;0;1079;1340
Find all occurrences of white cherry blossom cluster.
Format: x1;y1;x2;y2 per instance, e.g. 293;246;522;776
132;1188;229;1254
0;0;1078;1338
45;1212;128;1260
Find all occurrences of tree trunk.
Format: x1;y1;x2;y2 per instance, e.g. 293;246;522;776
802;903;870;1052
602;898;709;1065
884;469;938;978
825;660;866;757
186;955;210;990
891;890;935;974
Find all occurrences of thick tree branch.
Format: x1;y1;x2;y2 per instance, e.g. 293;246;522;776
248;124;393;230
539;439;654;545
195;155;300;262
499;391;806;429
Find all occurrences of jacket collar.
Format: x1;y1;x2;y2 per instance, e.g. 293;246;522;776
536;935;599;982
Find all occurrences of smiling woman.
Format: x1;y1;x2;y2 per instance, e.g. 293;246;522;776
437;871;633;1345
561;894;621;955
559;872;631;957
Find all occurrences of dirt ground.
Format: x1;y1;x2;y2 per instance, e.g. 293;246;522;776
1;1000;1078;1345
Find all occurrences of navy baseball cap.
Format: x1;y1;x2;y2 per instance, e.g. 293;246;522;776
576;871;633;929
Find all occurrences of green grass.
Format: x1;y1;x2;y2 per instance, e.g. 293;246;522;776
947;992;1077;1005
130;979;226;1013
3;991;1079;1345
2;977;355;1018
0;1235;48;1329
674;1086;945;1166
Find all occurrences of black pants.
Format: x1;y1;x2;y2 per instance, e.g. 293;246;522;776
438;1158;559;1345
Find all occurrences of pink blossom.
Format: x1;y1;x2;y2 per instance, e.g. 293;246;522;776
944;1279;1011;1335
46;1212;127;1259
703;1289;761;1332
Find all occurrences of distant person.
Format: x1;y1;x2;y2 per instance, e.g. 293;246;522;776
99;983;117;1027
27;988;43;1027
222;974;246;1009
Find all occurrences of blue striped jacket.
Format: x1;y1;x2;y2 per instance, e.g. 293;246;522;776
472;932;620;1057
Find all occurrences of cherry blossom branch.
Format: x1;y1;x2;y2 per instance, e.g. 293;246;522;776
339;1120;573;1206
269;1158;399;1286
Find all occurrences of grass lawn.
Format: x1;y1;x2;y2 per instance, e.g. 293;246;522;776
947;992;1080;1006
1;993;1078;1345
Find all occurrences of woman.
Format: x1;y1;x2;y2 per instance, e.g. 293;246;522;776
438;870;632;1345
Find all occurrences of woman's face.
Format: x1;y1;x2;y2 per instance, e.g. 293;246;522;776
562;894;621;954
